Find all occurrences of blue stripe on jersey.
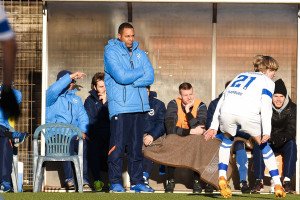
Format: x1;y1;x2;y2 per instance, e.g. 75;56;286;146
269;169;279;177
218;163;228;171
262;89;272;98
0;19;11;33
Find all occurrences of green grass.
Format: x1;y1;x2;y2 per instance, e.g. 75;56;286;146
1;193;300;200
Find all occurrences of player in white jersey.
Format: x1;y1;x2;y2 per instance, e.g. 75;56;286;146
204;55;286;198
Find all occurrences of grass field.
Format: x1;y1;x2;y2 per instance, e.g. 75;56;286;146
1;193;300;200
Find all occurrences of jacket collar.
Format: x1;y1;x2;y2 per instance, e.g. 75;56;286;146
89;90;101;101
109;38;139;52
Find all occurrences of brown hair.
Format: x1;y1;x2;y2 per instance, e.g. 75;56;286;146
179;82;193;94
91;72;105;89
253;55;279;72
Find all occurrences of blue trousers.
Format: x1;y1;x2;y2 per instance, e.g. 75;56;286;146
108;113;145;185
88;131;110;181
63;136;89;183
0;126;13;185
143;157;154;175
252;140;297;179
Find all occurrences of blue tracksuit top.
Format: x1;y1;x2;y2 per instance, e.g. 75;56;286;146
0;87;22;129
46;74;89;133
104;38;154;118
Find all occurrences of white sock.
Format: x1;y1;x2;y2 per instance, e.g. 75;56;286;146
261;143;281;186
218;137;233;179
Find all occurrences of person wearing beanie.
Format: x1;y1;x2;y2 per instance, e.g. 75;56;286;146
46;70;91;191
252;78;297;194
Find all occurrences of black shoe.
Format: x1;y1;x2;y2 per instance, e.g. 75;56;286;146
165;179;175;193
192;180;202;194
240;180;250;193
204;183;214;193
251;179;263;194
283;181;293;194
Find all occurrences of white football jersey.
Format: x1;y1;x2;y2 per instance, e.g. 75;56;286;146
211;71;274;135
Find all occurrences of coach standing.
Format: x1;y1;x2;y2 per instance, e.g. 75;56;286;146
104;22;154;193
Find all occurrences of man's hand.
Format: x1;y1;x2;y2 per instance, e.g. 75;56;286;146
143;134;154;146
70;72;86;80
203;129;218;141
185;99;195;113
99;92;107;104
261;135;270;144
77;133;88;140
190;125;205;135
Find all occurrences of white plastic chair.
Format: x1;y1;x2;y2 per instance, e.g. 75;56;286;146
32;123;83;192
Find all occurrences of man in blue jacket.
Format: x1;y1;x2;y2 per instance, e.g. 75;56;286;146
0;87;26;193
104;22;154;193
46;70;90;190
142;86;166;189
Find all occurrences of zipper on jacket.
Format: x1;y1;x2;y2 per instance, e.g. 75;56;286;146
138;87;144;112
123;87;126;103
68;101;73;124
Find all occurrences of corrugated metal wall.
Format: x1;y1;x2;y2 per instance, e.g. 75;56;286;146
3;0;42;186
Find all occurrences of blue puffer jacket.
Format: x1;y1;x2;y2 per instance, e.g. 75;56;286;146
46;74;89;133
104;38;154;118
144;92;166;140
0;87;22;129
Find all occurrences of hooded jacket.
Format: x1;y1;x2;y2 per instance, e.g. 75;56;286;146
46;74;89;133
104;38;154;118
269;97;296;148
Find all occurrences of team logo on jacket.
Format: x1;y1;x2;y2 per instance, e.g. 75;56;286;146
72;98;78;104
148;109;154;116
136;53;141;59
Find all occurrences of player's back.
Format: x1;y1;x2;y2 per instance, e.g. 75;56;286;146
220;72;274;118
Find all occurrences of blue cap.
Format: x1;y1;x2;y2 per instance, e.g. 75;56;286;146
56;70;72;81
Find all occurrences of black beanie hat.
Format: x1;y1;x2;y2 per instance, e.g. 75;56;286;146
274;79;287;96
56;70;72;81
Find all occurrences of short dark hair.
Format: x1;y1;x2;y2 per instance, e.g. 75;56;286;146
179;82;193;93
91;72;105;89
118;22;134;34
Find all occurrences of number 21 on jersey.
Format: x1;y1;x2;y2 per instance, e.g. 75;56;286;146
230;75;256;90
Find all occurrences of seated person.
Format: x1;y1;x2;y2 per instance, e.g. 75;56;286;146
0;86;27;192
46;70;90;190
164;82;206;193
252;79;296;194
142;86;166;188
206;81;252;193
84;72;110;192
